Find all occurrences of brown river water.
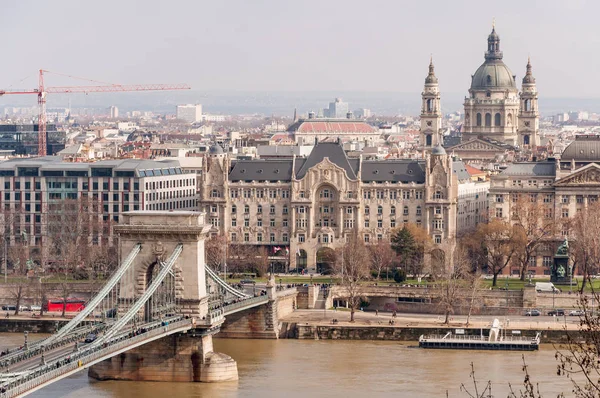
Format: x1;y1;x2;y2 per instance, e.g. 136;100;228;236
0;333;576;398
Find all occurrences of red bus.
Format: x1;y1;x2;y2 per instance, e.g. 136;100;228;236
46;298;86;312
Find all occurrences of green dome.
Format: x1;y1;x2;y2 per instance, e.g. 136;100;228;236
471;61;516;90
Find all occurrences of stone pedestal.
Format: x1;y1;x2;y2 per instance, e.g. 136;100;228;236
88;332;237;383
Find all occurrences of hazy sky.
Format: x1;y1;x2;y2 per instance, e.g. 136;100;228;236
1;0;598;98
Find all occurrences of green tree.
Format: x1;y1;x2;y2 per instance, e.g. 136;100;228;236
391;226;416;270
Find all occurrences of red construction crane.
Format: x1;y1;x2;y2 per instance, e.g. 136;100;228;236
0;69;191;156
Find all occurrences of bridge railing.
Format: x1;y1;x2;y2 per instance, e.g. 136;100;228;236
222;296;269;314
0;322;109;370
1;317;192;398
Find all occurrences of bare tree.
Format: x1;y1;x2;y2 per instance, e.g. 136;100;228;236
465;219;520;287
569;201;600;293
511;195;557;281
10;282;28;315
251;246;270;277
368;241;395;280
205;234;227;272
334;233;370;322
435;245;474;325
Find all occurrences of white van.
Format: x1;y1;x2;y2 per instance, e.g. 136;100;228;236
535;282;561;293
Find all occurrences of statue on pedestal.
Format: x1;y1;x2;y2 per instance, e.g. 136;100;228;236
552;237;571;284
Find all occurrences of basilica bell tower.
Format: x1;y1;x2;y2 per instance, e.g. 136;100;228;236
518;57;540;149
420;58;442;149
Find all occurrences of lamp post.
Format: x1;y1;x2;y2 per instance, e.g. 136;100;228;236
3;236;7;284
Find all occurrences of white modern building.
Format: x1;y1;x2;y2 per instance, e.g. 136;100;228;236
176;104;203;123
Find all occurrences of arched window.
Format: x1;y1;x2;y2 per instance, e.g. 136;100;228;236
270;205;276;214
494;113;501;126
476;113;482;126
427;99;432;112
485;113;492;127
377;206;383;215
507;113;513;126
523;135;530;145
390;206;396;215
435;191;443;200
231;205;236;214
426;135;432;146
525;99;531;112
257;205;262;214
416;206;422;216
244;205;249;214
403;206;409;216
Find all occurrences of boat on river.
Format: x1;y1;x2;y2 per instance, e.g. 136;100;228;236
418;319;540;351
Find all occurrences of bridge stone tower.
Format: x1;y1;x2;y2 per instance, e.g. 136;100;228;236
89;211;238;383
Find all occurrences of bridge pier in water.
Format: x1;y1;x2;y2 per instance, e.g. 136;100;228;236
89;329;238;382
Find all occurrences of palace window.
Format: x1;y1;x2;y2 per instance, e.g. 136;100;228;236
270;233;276;243
298;234;305;243
257;233;263;242
365;206;370;215
270;219;276;227
231;205;237;214
562;208;569;218
244;233;249;242
377;220;383;228
244;219;250;227
231;233;237;242
283;234;289;243
390;206;396;215
283;219;288;227
376;190;385;199
257;219;263;227
543;256;552;267
244;205;249;214
270;205;276;214
282;190;290;198
364;220;370;228
434;235;442;244
231;218;237;227
416;206;422;216
390;219;396;228
364;234;370;243
561;195;569;204
283;205;288;214
257;205;263;213
415;191;423;200
543;194;553;203
495;208;503;218
378;205;383;215
403;206;409;216
434;191;443;200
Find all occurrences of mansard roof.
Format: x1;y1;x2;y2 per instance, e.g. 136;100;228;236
500;161;556;177
229;160;293;182
227;142;425;183
452;160;472;182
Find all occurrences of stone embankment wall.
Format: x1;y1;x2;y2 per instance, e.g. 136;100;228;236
0;318;68;333
287;323;575;344
328;285;589;314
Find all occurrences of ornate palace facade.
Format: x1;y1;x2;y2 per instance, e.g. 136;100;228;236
489;136;600;275
199;142;458;272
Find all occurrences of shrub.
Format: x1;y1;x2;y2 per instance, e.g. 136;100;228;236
393;269;407;283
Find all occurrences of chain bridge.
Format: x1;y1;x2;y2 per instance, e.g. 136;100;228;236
0;211;289;398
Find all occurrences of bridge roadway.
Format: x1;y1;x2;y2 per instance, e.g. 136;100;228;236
0;295;270;397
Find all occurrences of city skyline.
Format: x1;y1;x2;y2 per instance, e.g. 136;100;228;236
1;0;598;98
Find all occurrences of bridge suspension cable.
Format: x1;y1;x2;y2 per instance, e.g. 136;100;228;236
91;244;183;347
43;244;142;346
205;265;251;299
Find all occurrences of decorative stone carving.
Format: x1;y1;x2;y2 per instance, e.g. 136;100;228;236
557;168;600;186
153;241;166;263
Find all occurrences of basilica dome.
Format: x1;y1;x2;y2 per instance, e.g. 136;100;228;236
470;61;516;90
470;27;516;91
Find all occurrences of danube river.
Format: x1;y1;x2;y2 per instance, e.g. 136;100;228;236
1;333;575;397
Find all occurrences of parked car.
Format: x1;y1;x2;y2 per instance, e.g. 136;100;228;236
525;309;541;316
2;305;16;311
240;279;256;285
569;310;585;316
84;333;97;344
30;305;41;312
547;309;566;316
